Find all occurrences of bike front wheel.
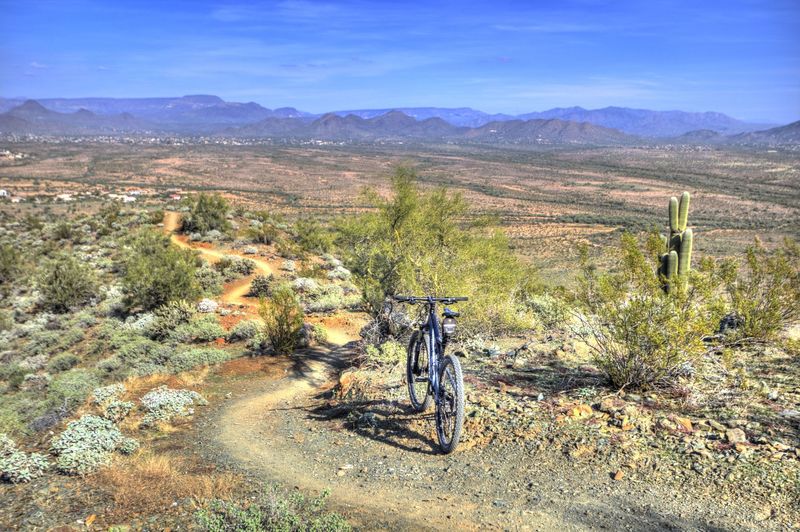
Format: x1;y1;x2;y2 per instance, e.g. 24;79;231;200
406;331;432;412
436;353;465;454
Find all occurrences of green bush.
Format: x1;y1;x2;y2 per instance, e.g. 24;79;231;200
39;254;98;313
294;218;334;253
247;221;279;245
336;167;536;335
365;340;405;366
167;314;225;344
227;319;261;342
121;230;201;311
574;234;723;389
195;264;224;297
149;300;196;340
49;414;126;475
248;274;273;297
720;238;800;341
167;348;231;373
180;193;231;234
1;434;49;483
214;256;256;281
526;293;570;330
258;284;304;355
47;353;80;373
196;485;350;532
0;243;23;296
48;369;100;410
140;386;207;426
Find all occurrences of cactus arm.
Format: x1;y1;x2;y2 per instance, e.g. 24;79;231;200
678;191;690;232
669;197;679;233
667;250;678;279
678;228;693;274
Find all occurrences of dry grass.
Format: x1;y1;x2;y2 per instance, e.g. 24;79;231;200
89;452;241;519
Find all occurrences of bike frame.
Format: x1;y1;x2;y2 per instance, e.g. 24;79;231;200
418;297;445;402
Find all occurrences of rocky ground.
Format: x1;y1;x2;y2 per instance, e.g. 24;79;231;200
190;335;799;531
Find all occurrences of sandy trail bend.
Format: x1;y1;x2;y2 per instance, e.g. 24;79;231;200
163;211;272;311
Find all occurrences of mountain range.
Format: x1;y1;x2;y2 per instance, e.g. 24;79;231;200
0;95;795;146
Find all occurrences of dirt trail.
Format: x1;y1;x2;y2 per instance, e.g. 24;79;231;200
163;211;272;311
197;338;763;531
164;212;767;530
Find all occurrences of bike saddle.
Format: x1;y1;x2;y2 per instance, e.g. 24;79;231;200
443;307;460;318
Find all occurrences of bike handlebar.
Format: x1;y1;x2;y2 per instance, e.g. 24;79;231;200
392;295;468;304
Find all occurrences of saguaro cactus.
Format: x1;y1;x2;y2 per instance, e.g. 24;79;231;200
659;191;693;292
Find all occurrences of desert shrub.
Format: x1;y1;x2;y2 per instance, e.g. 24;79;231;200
195;264;224;297
121;230;200;311
47;353;80;373
336;167;536;335
49;414;126;475
305;284;361;313
117;436;140;455
196;485;350;532
526;293;570;330
146;209;165;225
0;243;23;296
167;348;231;373
364;340;405;366
140;386;207;426
294;218;334;253
327;265;352;281
247;221;279;244
227;319;261;342
103;400;134;423
168;314;225;343
293;277;320;294
0;364;26;391
0;434;49;483
719;238;800;341
180;193;231;234
48;369;100;410
248;274;273;297
214;256;256;281
313;323;328;343
22;329;61;356
574;234;723;389
51;221;74;241
92;383;125;406
258;284;304;355
149;299;196;339
39;254;98;313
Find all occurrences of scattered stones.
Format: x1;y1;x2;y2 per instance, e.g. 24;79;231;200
726;428;747;444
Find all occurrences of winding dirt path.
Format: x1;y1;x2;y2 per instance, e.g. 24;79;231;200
163;211;273;311
164;212;770;530
198;341;765;531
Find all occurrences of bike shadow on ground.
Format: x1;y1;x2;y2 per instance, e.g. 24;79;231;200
308;399;442;456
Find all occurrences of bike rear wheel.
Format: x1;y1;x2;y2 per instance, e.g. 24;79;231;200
406;331;432;412
436;354;465;454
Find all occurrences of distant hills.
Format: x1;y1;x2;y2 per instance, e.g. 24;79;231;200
0;95;795;147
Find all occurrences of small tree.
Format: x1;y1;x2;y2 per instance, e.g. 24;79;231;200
121;230;201;311
180;193;231;234
258;284;303;355
39;254;98;313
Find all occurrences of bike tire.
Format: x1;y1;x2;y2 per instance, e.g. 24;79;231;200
436;353;465;454
406;330;432;412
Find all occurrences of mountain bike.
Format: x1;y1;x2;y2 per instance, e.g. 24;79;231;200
393;295;468;454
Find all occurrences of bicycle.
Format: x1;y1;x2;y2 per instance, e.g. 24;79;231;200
393;295;468;454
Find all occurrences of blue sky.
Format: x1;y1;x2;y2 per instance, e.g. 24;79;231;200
1;0;798;122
